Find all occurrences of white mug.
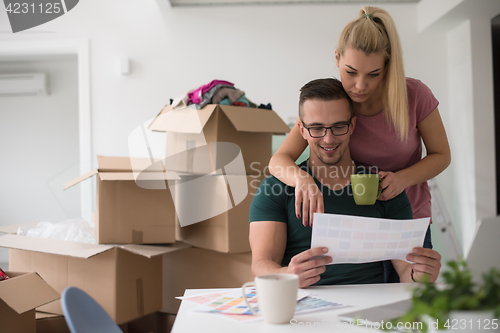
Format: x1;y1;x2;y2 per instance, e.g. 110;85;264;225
241;273;299;324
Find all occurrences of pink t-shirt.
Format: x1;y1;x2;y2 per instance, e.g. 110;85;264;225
349;78;439;219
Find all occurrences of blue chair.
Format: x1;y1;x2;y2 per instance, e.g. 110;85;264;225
61;286;123;333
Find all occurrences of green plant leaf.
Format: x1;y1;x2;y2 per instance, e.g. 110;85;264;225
384;260;500;332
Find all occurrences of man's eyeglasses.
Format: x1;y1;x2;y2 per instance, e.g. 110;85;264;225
301;121;351;138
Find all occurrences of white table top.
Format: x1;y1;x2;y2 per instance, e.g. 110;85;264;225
172;283;416;333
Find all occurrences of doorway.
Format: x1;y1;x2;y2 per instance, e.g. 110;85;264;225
0;40;92;265
0;54;80;217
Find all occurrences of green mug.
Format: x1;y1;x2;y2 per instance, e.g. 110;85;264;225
350;174;382;205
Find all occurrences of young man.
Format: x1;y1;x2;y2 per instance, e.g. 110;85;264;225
249;78;441;288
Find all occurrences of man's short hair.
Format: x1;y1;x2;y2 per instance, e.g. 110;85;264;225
299;78;353;121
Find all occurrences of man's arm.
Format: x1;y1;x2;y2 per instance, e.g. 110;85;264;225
249;221;288;276
249;221;332;288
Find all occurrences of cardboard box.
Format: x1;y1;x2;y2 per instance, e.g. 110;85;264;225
36;312;70;333
174;174;264;253
162;247;253;314
64;155;179;244
36;311;168;333
149;104;290;175
0;271;60;333
0;233;190;325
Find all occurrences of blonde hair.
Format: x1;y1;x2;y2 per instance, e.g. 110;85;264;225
337;6;409;142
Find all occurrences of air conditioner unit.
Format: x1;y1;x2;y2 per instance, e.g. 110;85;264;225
0;73;49;97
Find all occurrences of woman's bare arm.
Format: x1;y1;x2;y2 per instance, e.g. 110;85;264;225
269;118;324;226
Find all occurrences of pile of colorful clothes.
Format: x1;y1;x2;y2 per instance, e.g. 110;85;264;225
170;79;272;110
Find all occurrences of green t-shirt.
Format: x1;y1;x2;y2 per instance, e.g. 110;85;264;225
249;161;413;285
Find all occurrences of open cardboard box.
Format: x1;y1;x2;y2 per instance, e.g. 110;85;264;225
148;104;290;175
0;231;190;325
162;247;253;314
35;311;168;333
64;155;179;244
0;271;60;333
36;312;70;333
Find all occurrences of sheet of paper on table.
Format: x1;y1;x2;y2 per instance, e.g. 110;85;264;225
182;288;347;323
191;287;309;315
311;213;430;264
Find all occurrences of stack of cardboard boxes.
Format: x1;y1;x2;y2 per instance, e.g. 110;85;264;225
149;104;290;313
0;103;289;331
0;156;185;330
1;234;189;324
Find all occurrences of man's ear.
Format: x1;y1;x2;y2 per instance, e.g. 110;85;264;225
298;119;308;140
349;116;356;134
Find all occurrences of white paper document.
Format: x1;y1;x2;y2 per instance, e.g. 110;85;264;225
311;213;430;264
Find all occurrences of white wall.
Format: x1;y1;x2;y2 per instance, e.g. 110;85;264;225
413;0;500;255
0;0;499;259
0;56;80;263
0;0;418;158
417;0;463;32
447;20;474;251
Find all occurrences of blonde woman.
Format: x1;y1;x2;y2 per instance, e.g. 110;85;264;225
269;7;450;282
